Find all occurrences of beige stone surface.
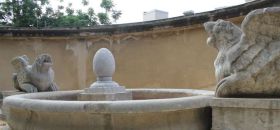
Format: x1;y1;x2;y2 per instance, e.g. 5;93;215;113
0;120;8;130
0;101;8;130
3;89;213;130
7;107;211;130
211;97;280;130
1;91;25;99
204;7;280;97
0;17;242;91
78;91;132;101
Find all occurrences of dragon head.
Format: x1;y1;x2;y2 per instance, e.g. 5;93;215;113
33;54;53;73
204;19;242;51
11;55;30;71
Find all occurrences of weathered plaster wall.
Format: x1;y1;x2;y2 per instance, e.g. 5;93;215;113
0;17;243;91
0;28;212;91
1;0;274;91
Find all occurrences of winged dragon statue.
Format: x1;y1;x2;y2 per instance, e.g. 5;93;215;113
204;7;280;97
11;54;58;93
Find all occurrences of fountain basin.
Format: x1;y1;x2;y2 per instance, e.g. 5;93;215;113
3;89;213;130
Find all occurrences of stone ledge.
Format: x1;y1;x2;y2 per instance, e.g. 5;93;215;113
78;91;132;101
3;89;214;113
211;97;280;109
1;91;25;98
3;89;213;130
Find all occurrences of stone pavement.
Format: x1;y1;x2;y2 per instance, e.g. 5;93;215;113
0;108;8;130
0;120;8;130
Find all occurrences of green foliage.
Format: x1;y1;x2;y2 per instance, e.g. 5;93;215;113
0;0;121;27
82;0;88;6
111;10;122;22
98;12;110;25
100;0;121;23
100;0;114;12
65;3;74;16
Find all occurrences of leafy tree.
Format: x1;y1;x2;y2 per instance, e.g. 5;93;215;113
100;0;121;22
0;0;44;27
65;3;74;16
100;0;114;13
98;12;110;25
111;10;122;22
82;0;88;6
0;0;122;27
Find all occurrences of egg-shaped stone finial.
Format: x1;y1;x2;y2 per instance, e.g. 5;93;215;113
79;47;132;101
93;48;115;81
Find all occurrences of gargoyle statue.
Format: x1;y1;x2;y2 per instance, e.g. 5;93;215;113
11;54;58;93
204;7;280;97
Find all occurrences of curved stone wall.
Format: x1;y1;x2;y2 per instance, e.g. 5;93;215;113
0;0;278;91
3;89;213;130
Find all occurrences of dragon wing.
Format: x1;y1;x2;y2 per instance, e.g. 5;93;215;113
229;7;280;74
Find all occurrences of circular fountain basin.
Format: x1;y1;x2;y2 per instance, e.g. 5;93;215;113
3;89;214;130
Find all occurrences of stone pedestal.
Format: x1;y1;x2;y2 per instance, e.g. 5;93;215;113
78;48;132;101
211;98;280;130
78;84;132;101
78;91;132;101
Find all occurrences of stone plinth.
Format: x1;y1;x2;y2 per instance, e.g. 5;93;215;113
211;98;280;130
78;86;132;101
78;91;132;101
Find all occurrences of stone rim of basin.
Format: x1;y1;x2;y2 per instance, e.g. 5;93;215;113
3;89;213;113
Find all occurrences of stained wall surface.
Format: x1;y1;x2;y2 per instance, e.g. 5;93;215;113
0;18;243;91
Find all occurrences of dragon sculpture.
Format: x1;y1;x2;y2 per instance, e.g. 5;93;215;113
204;7;280;97
11;54;58;93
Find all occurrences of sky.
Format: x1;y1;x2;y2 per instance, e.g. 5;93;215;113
49;0;246;24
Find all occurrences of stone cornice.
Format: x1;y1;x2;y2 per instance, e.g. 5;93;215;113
0;0;278;37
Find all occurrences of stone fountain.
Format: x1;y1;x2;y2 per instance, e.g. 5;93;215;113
5;7;280;130
3;48;213;130
5;6;280;130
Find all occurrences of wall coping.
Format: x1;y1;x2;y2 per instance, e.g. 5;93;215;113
0;0;278;37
